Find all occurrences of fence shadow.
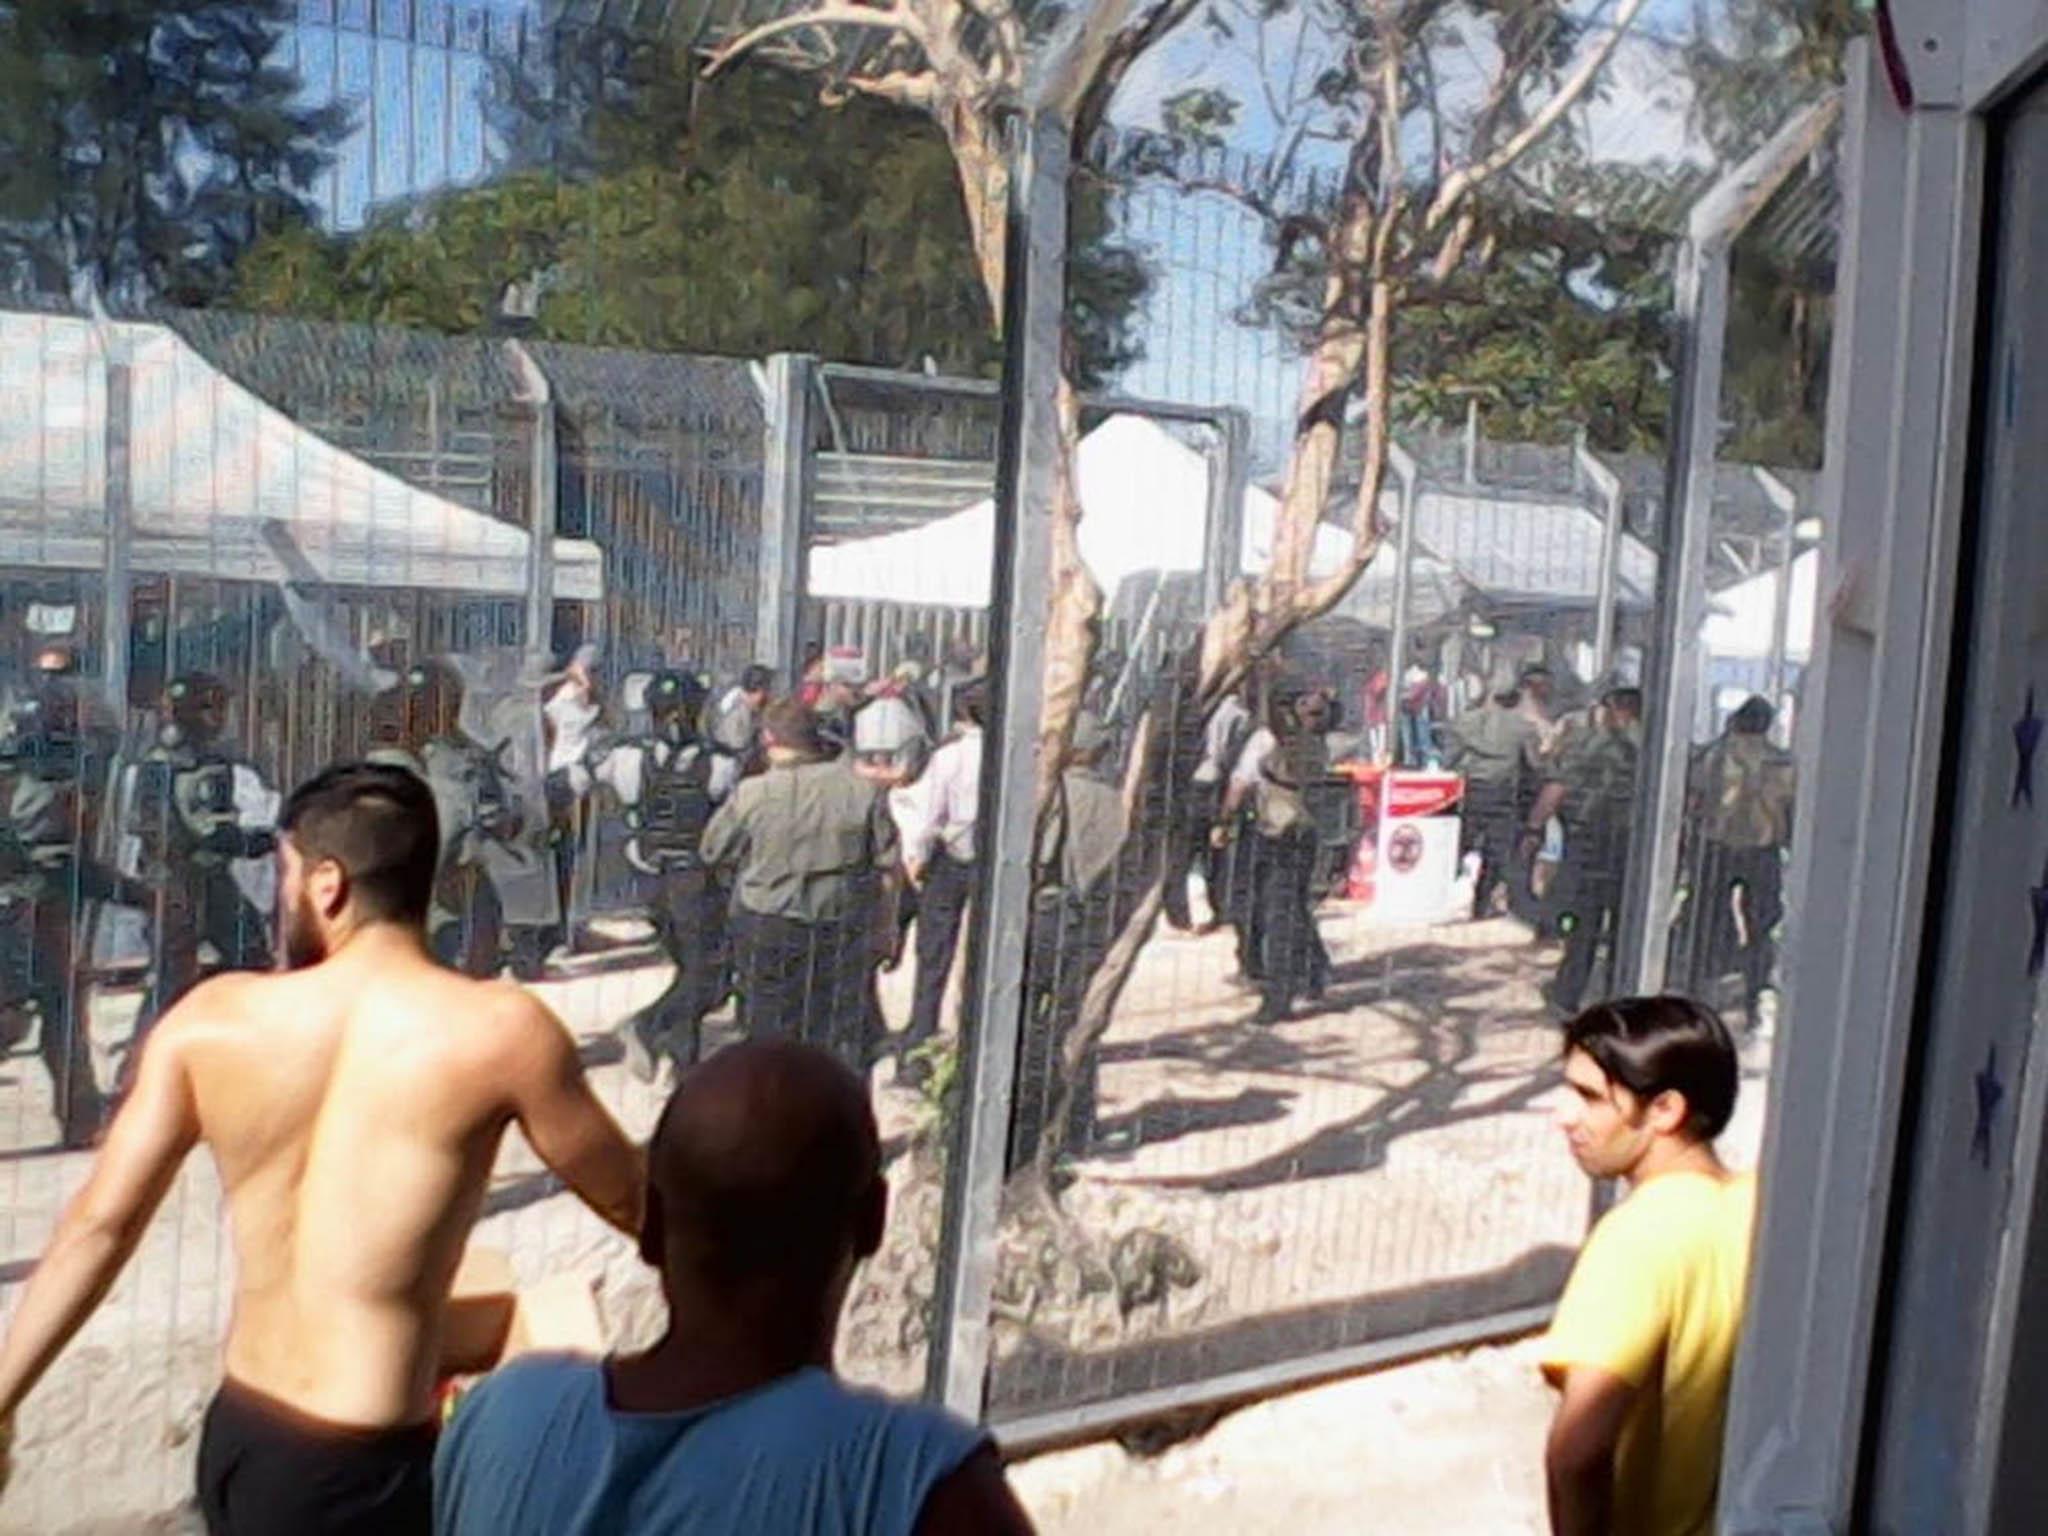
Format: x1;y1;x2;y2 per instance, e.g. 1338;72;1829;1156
988;1244;1574;1423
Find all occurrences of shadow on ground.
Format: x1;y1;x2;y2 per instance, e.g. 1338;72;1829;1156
987;1245;1574;1423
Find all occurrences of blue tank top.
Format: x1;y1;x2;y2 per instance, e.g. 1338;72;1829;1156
434;1357;988;1536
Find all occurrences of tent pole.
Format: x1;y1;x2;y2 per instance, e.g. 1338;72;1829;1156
1203;408;1250;617
1384;440;1418;765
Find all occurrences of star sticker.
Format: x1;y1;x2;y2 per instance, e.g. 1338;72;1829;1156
2031;853;2048;980
2015;688;2042;808
1974;1045;2006;1170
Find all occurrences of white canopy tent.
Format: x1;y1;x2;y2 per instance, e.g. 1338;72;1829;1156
0;311;602;600
1408;488;1659;611
1700;548;1819;662
808;413;1466;625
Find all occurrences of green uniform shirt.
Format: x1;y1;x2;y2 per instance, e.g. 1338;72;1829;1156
1690;733;1795;850
1551;723;1641;853
702;758;900;923
1444;703;1540;787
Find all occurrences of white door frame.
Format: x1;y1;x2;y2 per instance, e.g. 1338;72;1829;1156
1721;7;2048;1532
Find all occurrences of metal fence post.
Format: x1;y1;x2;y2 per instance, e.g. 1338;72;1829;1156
102;338;133;717
1577;441;1625;679
1616;95;1841;997
1753;465;1801;704
926;107;1066;1418
758;353;816;684
1614;234;1725;997
505;341;557;659
1203;407;1251;617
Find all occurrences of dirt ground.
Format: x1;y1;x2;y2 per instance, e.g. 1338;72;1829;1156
0;897;1770;1533
1010;1338;1559;1535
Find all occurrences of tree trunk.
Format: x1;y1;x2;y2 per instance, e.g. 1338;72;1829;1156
1259;194;1375;601
1019;244;1396;1195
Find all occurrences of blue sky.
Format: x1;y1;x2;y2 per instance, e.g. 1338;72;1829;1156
279;0;1805;469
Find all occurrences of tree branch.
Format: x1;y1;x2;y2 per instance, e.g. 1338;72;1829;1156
1073;0;1204;148
1424;0;1650;231
823;69;939;109
703;0;933;80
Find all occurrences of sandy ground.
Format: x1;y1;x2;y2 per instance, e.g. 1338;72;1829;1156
1011;1339;1559;1535
0;898;1771;1533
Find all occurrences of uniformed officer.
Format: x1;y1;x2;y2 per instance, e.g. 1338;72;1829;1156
1678;694;1795;1023
128;672;275;1037
701;698;900;1071
1524;683;1643;1015
848;690;932;982
0;656;125;1146
618;671;738;1081
1216;690;1333;1023
1442;681;1542;919
1010;711;1129;1172
366;660;523;978
902;680;986;1076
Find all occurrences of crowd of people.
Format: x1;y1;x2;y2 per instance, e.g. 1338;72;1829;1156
1441;662;1795;1024
0;616;1795;1167
0;754;1761;1536
0;628;1783;1534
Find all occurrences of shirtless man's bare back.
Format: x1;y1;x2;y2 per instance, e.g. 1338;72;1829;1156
0;762;645;1536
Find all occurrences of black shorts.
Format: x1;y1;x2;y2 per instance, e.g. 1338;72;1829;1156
196;1378;435;1536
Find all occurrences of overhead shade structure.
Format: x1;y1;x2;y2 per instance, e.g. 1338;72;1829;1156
0;310;603;600
1239;485;1466;628
808;412;1467;625
1409;488;1658;611
1701;547;1819;662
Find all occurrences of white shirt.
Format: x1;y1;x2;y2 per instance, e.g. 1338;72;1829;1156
712;686;759;754
1195;695;1251;785
914;726;982;866
1229;726;1277;793
545;682;600;780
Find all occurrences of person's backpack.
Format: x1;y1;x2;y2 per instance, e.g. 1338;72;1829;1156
638;739;718;864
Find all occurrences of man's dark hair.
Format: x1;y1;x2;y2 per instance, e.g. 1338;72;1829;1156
1605;686;1645;719
952;679;989;728
642;1040;882;1290
1730;695;1774;735
741;664;775;695
761;697;823;755
279;762;441;926
1563;995;1737;1141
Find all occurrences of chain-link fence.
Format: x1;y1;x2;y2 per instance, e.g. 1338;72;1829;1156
0;0;1845;1527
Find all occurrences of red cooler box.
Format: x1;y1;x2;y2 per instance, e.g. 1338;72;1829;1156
1335;765;1464;919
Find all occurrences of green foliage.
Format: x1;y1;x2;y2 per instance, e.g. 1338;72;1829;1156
1393;206;1674;452
0;0;343;306
1185;0;1853;460
234;53;1147;385
1686;0;1860;162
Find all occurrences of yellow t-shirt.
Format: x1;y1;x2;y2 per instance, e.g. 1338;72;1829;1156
1541;1170;1758;1536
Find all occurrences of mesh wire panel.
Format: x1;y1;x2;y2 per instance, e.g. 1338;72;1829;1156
0;0;1846;1524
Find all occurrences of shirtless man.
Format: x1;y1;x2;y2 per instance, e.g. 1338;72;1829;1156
0;761;645;1535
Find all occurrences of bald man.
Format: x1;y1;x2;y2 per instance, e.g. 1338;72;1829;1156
0;762;644;1536
435;1040;1035;1536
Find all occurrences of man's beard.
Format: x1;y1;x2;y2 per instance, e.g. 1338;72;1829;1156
280;890;327;971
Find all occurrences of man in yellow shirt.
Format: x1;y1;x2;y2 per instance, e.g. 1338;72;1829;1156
1541;996;1756;1536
